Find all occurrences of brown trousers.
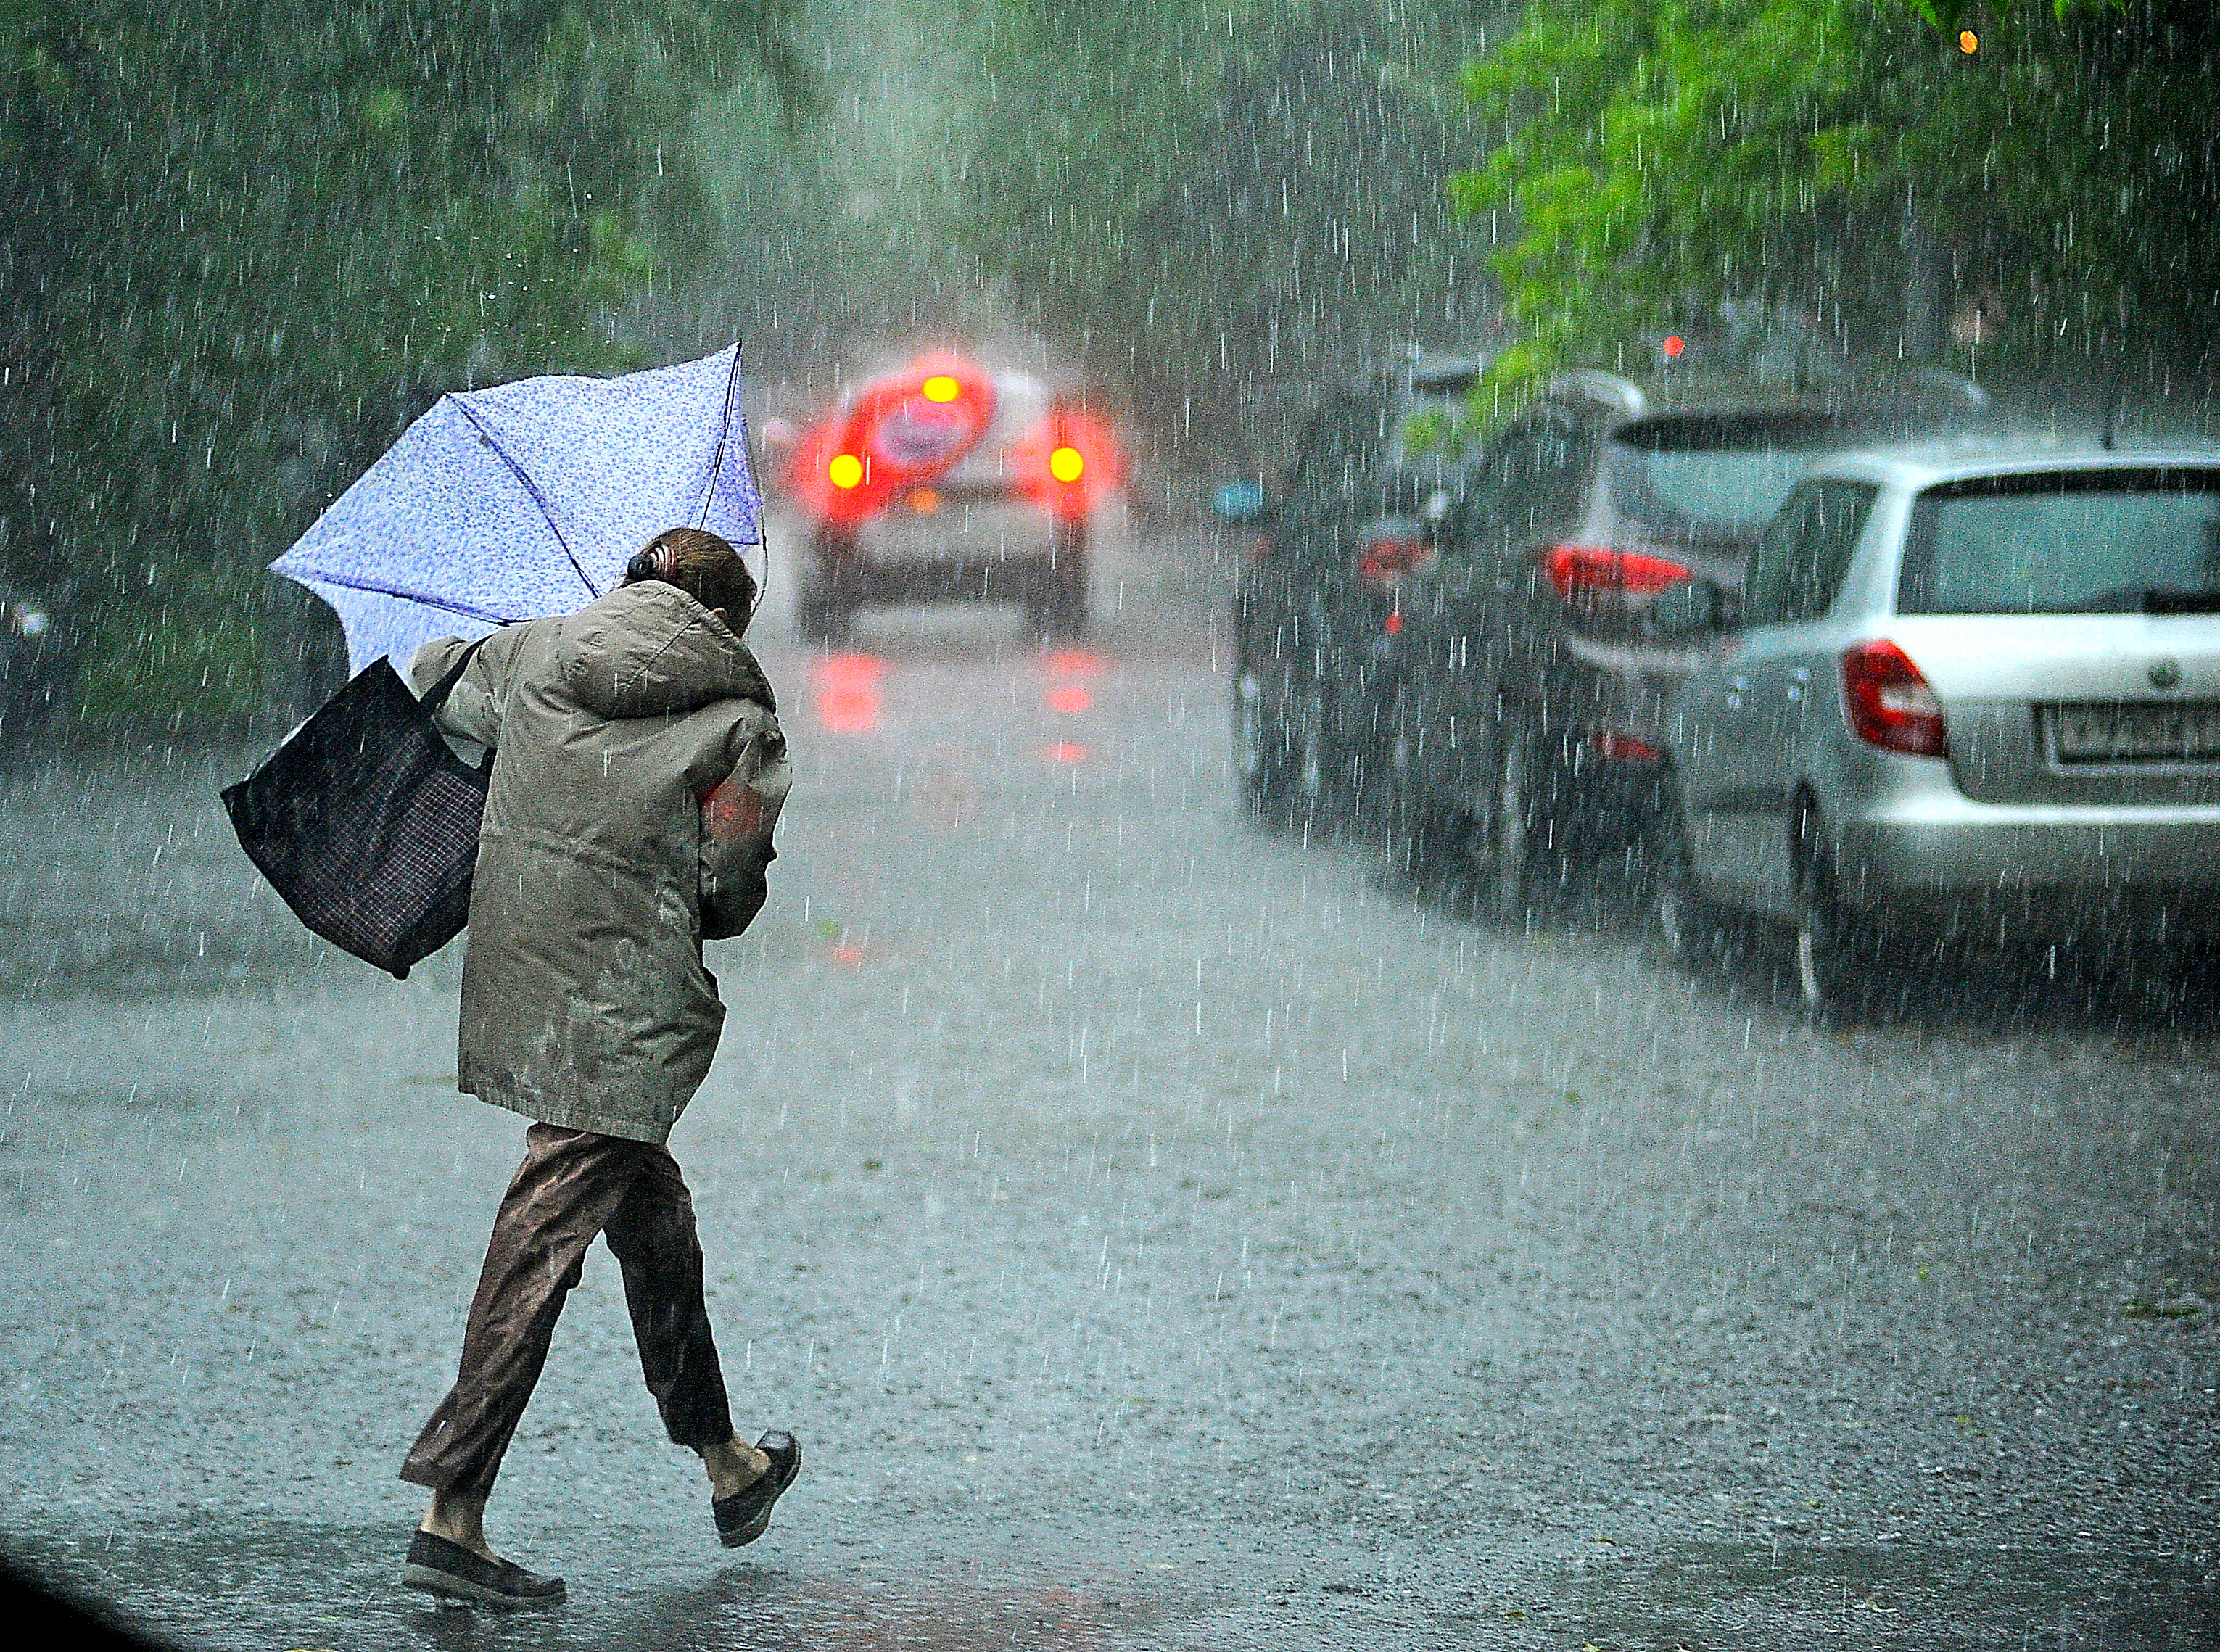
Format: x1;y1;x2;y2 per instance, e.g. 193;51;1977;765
400;1123;733;1495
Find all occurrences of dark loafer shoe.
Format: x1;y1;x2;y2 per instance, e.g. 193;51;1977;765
403;1529;566;1609
713;1430;801;1548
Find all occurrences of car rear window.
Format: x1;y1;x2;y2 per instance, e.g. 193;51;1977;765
1897;468;2220;615
1607;413;1846;538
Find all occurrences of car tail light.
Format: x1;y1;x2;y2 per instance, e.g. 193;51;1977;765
1585;727;1662;764
1016;405;1120;519
1355;532;1432;587
1840;640;1949;757
1543;543;1691;599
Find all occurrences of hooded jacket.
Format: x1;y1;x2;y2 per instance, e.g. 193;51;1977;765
409;580;787;1144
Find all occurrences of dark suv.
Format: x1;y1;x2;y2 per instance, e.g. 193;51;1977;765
1224;352;1482;828
1386;367;1992;916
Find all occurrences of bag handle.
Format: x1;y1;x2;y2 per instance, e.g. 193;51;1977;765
418;635;492;718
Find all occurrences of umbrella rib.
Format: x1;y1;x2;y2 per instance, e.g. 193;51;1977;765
449;395;602;600
287;568;519;626
694;344;745;530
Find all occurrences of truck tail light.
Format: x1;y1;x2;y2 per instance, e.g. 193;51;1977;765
1840;640;1949;757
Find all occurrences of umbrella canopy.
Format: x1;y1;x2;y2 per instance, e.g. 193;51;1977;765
274;347;760;673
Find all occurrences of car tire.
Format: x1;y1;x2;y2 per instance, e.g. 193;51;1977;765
1465;722;1533;925
1234;659;1286;813
1235;655;1327;833
1028;522;1088;640
1796;874;1865;1015
798;528;859;645
1649;782;1703;966
1378;695;1437;877
1794;797;1896;1016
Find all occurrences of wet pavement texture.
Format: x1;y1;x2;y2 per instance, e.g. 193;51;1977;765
3;519;2217;1650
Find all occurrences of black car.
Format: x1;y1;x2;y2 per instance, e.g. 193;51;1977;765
1222;352;1483;830
1385;365;1992;918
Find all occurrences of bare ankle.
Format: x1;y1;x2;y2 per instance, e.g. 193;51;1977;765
703;1437;769;1496
421;1489;492;1557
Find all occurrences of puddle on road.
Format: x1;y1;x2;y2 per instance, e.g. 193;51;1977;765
1553;1539;2219;1651
4;1519;1200;1652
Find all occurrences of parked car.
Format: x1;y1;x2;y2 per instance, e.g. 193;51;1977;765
1222;352;1482;827
0;587;62;747
787;352;1119;642
1384;365;1992;917
1654;442;2220;1009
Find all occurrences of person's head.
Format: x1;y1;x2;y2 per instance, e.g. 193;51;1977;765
623;526;758;633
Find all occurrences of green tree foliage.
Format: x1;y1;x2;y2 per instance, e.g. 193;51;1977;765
1;1;802;720
1454;0;2219;404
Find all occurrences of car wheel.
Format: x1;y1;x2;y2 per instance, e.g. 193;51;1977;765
1233;660;1283;809
1028;522;1088;640
1793;848;1884;1017
1235;653;1319;830
1650;785;1702;965
798;529;858;644
1292;680;1327;820
1466;722;1532;924
1796;879;1856;1012
1377;695;1430;875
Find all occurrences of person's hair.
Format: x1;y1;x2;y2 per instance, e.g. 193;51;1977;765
623;526;758;630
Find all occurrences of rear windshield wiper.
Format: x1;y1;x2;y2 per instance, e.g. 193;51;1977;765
2143;590;2220;616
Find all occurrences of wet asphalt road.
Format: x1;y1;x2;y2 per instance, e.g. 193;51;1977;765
3;515;2218;1651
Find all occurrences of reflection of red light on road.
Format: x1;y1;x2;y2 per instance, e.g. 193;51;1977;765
829;942;865;966
1045;742;1091;764
1046;648;1102;678
1383;609;1403;636
1047;685;1093;714
812;651;884;735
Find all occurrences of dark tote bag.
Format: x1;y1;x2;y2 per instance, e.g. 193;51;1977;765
221;640;492;980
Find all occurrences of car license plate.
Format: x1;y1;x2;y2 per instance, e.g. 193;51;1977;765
2052;701;2220;764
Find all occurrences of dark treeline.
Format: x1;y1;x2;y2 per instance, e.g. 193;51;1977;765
2;0;803;719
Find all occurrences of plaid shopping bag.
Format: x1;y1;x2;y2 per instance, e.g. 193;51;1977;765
221;640;491;979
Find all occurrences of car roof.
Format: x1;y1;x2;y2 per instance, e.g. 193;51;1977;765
1802;439;2220;491
1535;365;1995;429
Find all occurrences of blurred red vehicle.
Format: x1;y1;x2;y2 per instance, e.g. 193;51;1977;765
787;352;1118;640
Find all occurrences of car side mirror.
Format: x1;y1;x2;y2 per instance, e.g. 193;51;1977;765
1649;577;1735;637
1212;481;1271;526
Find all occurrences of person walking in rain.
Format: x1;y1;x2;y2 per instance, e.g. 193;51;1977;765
395;527;798;1608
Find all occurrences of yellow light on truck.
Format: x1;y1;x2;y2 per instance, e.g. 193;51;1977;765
1958;29;1978;53
828;453;863;489
1049;445;1085;484
921;375;961;403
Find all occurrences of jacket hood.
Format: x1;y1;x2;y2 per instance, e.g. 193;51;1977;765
556;581;775;719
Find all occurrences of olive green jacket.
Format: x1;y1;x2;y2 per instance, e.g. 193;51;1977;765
410;580;789;1144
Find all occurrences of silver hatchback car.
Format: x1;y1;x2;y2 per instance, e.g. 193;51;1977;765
1655;442;2220;1007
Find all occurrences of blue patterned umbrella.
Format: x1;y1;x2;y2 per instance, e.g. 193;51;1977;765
273;347;760;673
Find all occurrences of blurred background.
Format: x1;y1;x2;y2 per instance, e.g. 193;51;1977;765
9;0;2212;737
